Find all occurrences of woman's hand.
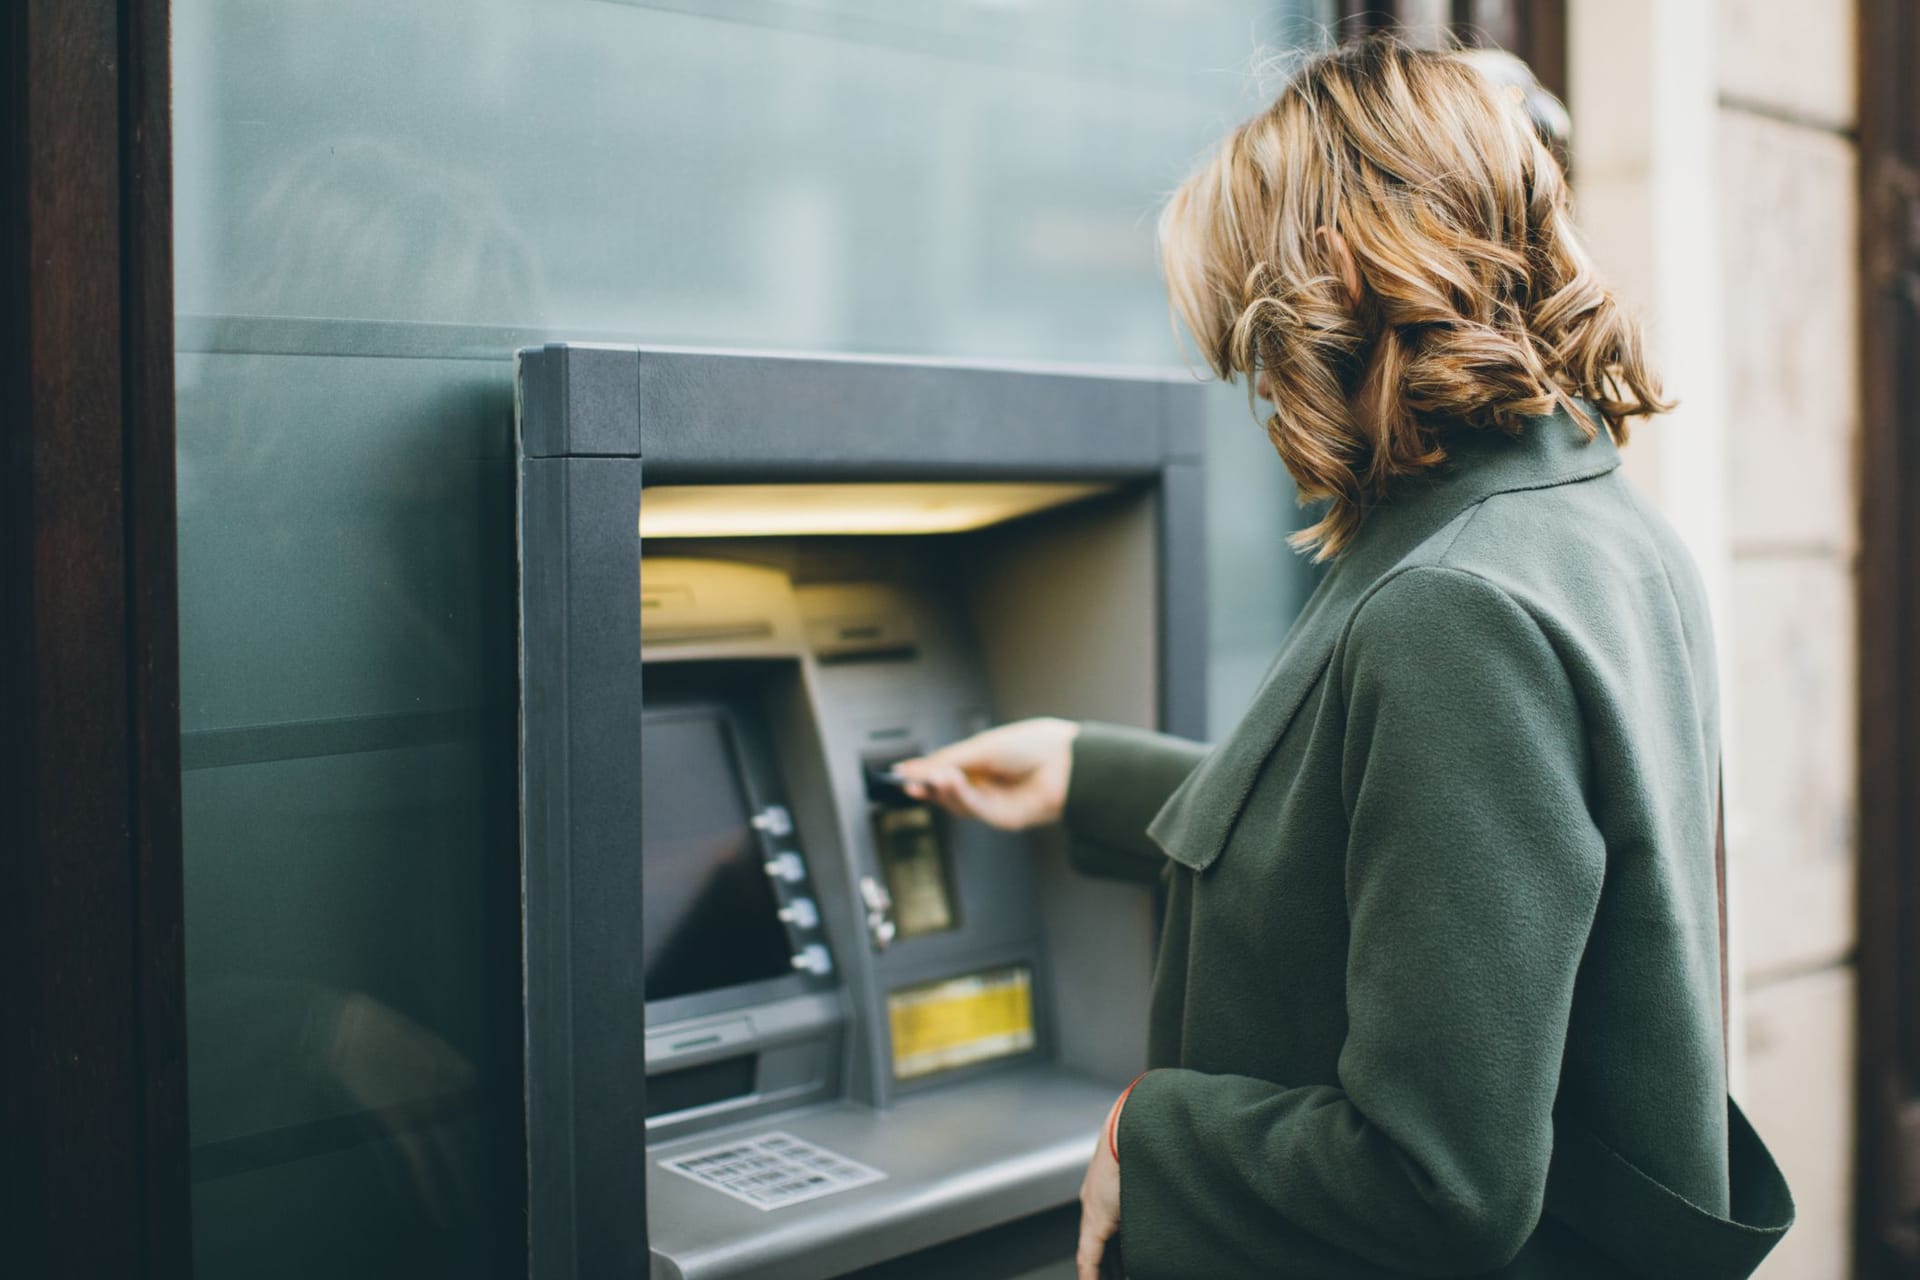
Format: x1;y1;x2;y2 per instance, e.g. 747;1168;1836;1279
891;718;1080;832
1077;1089;1125;1280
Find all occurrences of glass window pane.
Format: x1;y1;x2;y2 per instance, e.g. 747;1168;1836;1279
174;2;1327;1273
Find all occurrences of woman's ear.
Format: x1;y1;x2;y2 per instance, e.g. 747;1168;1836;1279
1314;226;1362;307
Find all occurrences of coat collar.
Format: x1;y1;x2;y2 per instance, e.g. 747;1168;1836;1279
1147;401;1622;873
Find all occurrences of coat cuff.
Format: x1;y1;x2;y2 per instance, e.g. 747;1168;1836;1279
1063;722;1208;884
1113;1067;1190;1277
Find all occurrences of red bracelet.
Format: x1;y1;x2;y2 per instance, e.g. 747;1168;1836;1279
1108;1071;1149;1162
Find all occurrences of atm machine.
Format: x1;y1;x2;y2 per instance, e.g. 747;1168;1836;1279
514;346;1206;1279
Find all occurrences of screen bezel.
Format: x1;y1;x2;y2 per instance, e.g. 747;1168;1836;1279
641;675;832;1033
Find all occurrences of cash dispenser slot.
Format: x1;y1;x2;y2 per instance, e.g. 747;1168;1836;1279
646;1056;758;1120
516;345;1205;1280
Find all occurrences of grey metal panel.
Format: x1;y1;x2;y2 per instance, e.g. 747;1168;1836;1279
562;458;650;1274
633;348;1177;479
1159;379;1208;464
1157;458;1209;740
957;493;1159;1086
519;457;576;1279
519;453;649;1278
645;1066;1116;1280
521;345;643;459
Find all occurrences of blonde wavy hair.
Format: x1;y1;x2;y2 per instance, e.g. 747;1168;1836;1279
1161;35;1670;558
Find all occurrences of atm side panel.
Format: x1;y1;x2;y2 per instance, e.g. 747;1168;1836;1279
519;450;648;1279
1155;379;1208;741
1157;456;1209;740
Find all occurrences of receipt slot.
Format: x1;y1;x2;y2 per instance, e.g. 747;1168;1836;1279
514;346;1205;1279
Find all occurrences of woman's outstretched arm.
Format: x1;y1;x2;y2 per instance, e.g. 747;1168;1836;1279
896;718;1209;883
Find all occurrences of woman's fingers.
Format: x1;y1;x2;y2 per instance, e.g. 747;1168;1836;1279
1076;1223;1105;1280
893;762;1044;830
903;720;1048;780
898;748;1019;792
945;768;1039;830
892;759;982;812
888;758;952;806
899;764;979;820
892;719;1077;831
1077;1186;1118;1280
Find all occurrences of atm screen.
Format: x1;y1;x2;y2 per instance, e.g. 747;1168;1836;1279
641;707;796;1003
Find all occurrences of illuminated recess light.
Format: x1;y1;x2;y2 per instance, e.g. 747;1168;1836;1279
637;482;1119;539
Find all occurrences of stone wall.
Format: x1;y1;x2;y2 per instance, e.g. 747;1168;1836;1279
1717;1;1860;1275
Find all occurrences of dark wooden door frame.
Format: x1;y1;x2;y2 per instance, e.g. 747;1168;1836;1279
1;1;189;1276
1452;0;1566;104
1336;0;1567;100
1858;1;1920;1274
1336;1;1399;38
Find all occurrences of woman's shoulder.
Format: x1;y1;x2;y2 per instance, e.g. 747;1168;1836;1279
1346;467;1715;693
1422;467;1705;627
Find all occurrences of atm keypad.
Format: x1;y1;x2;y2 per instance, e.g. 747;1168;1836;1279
751;804;794;838
791;943;833;976
776;897;820;930
762;851;806;884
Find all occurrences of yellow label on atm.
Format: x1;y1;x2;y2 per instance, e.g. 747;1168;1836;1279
888;966;1036;1081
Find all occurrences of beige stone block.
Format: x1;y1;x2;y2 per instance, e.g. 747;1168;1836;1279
1574;173;1658;316
1743;965;1857;1280
1726;557;1857;977
1716;0;1857;132
1568;0;1658;180
1719;112;1859;554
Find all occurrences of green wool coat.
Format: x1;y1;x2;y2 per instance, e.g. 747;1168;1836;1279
1064;405;1794;1279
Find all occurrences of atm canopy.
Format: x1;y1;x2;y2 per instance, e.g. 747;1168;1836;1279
515;344;1205;477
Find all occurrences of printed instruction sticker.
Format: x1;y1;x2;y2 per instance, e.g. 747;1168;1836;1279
659;1132;884;1211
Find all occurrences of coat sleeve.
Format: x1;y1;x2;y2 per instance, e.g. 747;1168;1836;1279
1060;721;1209;884
1114;566;1606;1277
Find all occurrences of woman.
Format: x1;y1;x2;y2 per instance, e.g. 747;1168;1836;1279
895;35;1793;1280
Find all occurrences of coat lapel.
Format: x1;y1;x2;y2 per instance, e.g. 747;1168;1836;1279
1147;402;1624;874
